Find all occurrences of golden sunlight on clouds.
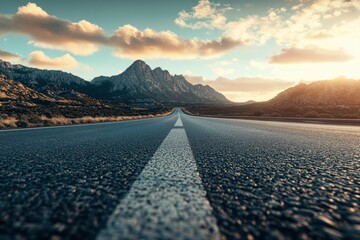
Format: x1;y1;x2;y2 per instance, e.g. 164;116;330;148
29;51;80;69
12;3;105;55
17;2;48;17
0;3;243;59
0;49;21;62
30;41;100;56
175;0;360;69
110;25;242;59
175;0;231;29
269;46;352;64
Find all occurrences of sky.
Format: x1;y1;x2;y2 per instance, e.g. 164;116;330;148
0;0;360;102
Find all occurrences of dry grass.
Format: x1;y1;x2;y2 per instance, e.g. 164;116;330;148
0;117;17;128
0;110;174;129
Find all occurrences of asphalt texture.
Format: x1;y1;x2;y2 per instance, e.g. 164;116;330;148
182;113;360;240
1;110;360;239
98;118;219;240
0;115;176;239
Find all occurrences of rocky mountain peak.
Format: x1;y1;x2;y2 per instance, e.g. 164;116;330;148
129;60;150;71
91;60;229;103
153;67;171;81
122;60;153;80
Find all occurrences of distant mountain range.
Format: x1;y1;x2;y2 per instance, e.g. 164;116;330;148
2;57;360;120
186;78;360;119
0;59;228;104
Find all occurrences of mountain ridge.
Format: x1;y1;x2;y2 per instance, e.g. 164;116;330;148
0;59;229;104
91;60;229;103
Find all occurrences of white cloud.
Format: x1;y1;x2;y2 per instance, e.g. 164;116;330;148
193;0;216;18
179;0;360;52
29;51;80;69
175;0;231;29
17;2;48;17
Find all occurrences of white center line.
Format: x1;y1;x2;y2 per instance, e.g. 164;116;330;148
174;115;183;127
97;114;220;240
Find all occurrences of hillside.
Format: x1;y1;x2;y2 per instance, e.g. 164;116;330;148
186;78;360;119
271;78;360;106
0;74;56;105
0;74;171;129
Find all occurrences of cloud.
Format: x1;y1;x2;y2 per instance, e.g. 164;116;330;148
221;0;360;48
175;0;231;29
224;9;284;46
110;25;243;59
269;46;353;64
29;51;80;69
17;2;48;16
0;2;243;59
0;49;21;61
0;3;105;55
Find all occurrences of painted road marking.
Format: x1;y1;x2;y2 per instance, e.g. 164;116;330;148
174;115;183;126
97;114;220;240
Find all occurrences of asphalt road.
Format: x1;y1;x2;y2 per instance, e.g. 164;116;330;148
0;109;359;239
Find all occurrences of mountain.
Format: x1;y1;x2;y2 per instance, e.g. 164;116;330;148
186;78;360;119
270;78;360;106
91;60;229;103
0;59;228;104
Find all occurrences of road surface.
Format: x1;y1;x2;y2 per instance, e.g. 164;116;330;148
0;109;359;239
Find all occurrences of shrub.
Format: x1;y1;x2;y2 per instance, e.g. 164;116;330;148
0;117;17;128
16;120;29;128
